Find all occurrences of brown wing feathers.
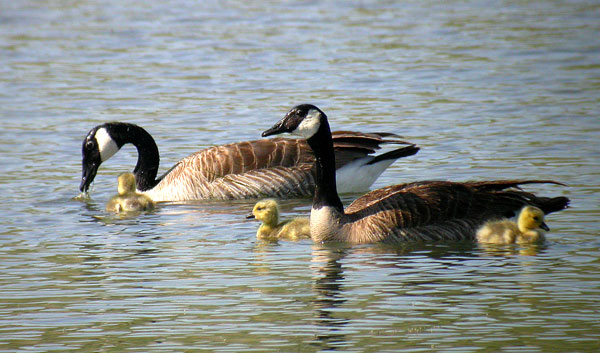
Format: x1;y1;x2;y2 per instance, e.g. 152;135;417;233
331;131;415;169
344;180;569;243
184;132;412;183
155;132;413;200
208;166;315;199
332;131;411;148
189;138;313;182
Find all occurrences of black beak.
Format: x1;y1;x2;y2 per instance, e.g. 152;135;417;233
246;212;255;220
262;117;291;137
540;222;550;231
80;161;98;193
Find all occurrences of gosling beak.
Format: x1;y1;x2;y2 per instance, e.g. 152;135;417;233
246;212;255;220
540;222;550;231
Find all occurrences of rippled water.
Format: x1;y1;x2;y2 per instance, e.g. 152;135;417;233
1;0;599;352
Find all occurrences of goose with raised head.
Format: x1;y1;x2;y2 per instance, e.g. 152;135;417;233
106;173;155;213
262;104;570;244
476;205;548;244
246;198;310;241
80;122;419;202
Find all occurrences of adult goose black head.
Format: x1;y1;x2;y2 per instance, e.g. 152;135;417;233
81;123;158;194
263;104;570;244
80;121;419;202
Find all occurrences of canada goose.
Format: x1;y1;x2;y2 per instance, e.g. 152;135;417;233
476;206;548;244
262;104;570;244
246;199;310;241
80;122;419;201
106;173;155;213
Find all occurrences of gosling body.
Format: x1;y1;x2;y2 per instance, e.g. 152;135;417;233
106;173;155;213
247;199;310;241
476;206;548;244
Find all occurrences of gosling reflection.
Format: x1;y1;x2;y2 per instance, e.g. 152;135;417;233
106;173;155;213
478;242;547;257
246;199;310;241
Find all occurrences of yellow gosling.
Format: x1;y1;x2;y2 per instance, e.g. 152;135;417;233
247;199;310;241
106;173;155;213
476;206;548;244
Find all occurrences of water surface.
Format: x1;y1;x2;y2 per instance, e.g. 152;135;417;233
1;0;599;352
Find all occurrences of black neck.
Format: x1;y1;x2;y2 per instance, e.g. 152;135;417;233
306;118;344;212
108;123;160;191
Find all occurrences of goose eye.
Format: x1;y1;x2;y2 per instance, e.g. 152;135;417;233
85;140;94;150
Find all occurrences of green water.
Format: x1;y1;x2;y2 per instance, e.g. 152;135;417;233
1;0;599;352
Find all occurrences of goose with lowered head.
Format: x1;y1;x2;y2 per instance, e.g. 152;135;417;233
80;122;419;202
262;104;570;244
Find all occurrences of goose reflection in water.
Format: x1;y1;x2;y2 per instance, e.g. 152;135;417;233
310;245;349;350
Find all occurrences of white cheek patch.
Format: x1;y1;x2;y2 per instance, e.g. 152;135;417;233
95;127;120;162
294;109;321;138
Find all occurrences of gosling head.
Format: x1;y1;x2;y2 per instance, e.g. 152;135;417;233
262;104;326;139
80;123;123;193
518;206;549;232
246;199;280;226
117;173;137;196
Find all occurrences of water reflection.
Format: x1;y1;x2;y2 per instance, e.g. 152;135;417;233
306;242;482;350
1;0;599;351
310;245;349;350
477;242;546;257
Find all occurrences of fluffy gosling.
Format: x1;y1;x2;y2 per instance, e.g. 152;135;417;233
247;199;310;241
106;173;155;213
476;206;548;244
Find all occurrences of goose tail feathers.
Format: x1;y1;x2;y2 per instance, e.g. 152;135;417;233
367;145;420;165
509;192;570;215
468;179;567;191
467;179;570;216
535;196;570;214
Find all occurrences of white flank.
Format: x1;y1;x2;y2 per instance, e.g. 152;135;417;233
95;127;120;162
294;108;321;139
141;178;186;202
141;185;170;202
335;157;397;193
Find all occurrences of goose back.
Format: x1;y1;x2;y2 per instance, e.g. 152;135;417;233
143;132;417;201
324;180;568;244
145;138;316;200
